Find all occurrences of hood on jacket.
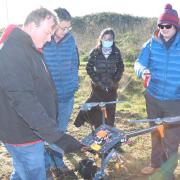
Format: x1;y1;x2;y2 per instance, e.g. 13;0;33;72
0;24;17;44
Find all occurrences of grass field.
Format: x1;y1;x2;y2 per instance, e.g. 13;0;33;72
0;59;180;180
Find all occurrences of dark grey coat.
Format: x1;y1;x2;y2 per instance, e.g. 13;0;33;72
0;28;81;153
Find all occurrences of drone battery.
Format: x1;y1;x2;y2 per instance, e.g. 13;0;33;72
90;143;101;151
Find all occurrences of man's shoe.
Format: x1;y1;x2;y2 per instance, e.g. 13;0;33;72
141;166;160;175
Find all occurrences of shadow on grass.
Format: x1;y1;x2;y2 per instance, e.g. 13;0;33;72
63;150;151;180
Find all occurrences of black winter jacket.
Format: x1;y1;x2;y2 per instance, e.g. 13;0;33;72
86;46;124;89
0;28;81;153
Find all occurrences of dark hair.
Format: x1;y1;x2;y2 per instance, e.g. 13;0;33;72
96;28;115;48
54;7;71;21
24;8;57;26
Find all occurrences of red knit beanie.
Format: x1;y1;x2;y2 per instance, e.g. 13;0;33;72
158;4;179;27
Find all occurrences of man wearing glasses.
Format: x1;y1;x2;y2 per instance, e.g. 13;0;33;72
43;7;79;176
134;3;180;180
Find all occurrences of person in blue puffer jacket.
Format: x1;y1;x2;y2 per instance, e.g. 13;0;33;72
134;4;180;179
43;7;79;176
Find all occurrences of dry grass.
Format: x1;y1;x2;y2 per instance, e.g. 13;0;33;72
1;61;180;180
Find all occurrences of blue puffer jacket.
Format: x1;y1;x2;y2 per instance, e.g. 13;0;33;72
43;33;79;102
134;31;180;100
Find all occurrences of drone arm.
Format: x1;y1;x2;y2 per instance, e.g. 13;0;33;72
101;149;116;170
125;126;157;139
125;124;166;140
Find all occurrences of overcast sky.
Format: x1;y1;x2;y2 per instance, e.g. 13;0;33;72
0;0;179;28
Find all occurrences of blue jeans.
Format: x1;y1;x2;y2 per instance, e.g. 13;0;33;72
45;144;65;170
45;96;74;169
5;142;46;180
58;96;74;132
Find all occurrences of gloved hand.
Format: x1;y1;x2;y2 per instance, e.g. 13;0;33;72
106;79;119;90
55;133;83;153
142;69;151;88
106;79;114;89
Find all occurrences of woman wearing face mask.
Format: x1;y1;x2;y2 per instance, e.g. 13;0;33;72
74;28;124;128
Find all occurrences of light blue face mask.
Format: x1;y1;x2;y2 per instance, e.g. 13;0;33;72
102;40;113;48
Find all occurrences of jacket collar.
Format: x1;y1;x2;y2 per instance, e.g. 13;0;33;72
152;29;180;47
8;28;36;50
52;32;71;44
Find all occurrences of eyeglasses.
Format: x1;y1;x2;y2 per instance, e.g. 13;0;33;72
158;24;173;29
58;26;72;32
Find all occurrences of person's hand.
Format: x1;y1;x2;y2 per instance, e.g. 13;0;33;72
108;80;119;90
142;69;151;88
97;82;109;92
106;79;114;89
55;133;83;153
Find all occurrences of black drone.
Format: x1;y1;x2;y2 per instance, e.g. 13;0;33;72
78;100;180;180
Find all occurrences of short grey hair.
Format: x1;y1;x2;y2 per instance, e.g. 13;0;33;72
24;8;57;26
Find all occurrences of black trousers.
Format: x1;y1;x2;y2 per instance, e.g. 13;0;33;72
145;92;180;180
74;83;117;128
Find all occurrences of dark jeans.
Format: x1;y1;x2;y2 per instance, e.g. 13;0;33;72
145;93;180;180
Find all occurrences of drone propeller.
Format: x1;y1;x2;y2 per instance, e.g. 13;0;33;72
80;100;126;111
128;116;180;125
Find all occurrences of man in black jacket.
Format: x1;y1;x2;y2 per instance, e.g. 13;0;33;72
0;8;82;180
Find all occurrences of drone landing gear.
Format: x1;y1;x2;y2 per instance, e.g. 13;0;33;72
93;148;124;180
81;124;126;179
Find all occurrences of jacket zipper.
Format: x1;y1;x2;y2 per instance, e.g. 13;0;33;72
162;49;169;99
